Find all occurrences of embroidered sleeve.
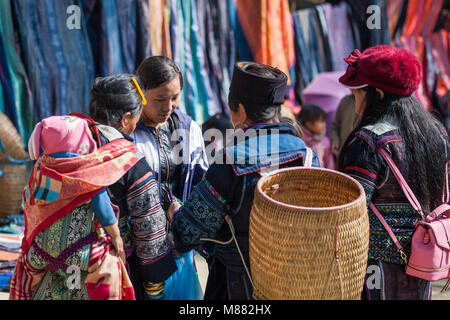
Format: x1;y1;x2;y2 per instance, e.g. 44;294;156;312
171;174;228;253
126;170;172;266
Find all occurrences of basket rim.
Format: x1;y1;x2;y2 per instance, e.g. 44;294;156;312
256;167;366;212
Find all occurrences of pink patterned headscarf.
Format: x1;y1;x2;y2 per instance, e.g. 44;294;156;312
28;116;97;160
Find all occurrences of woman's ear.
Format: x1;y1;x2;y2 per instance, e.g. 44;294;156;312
238;103;248;123
120;112;132;130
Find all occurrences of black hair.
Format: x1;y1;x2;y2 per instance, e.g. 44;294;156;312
202;113;233;135
89;74;144;129
228;63;283;123
339;86;449;209
136;56;184;90
297;104;327;125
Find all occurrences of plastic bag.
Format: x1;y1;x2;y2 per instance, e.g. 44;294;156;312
164;250;203;300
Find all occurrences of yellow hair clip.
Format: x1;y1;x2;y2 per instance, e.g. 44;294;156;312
131;77;147;106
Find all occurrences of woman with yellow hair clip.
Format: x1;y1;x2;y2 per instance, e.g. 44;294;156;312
83;74;178;300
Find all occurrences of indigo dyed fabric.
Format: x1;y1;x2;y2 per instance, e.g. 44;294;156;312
346;0;391;51
324;2;356;71
135;0;152;66
116;0;137;74
82;0;124;76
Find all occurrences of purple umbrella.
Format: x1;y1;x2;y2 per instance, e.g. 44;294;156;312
302;71;351;137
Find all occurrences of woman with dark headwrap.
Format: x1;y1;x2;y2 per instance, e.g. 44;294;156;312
167;62;321;300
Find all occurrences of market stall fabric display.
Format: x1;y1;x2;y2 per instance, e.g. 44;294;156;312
0;0;448;144
0;215;24;292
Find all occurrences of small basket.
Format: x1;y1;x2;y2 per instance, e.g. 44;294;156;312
249;167;369;300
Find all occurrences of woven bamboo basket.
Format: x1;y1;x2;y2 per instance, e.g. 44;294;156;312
0;164;26;217
0;112;29;217
249;167;369;300
0;112;28;164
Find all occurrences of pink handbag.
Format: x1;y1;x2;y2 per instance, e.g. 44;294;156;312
369;147;450;283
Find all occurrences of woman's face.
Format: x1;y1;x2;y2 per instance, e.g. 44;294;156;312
352;88;367;116
143;77;181;126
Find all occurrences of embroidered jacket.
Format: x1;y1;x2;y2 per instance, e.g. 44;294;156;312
95;125;177;284
341;121;449;264
171;122;320;299
131;109;209;209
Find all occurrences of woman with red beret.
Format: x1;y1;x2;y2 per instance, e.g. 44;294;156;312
338;45;450;300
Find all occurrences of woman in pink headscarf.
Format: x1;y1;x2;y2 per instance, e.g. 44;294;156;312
9;113;143;300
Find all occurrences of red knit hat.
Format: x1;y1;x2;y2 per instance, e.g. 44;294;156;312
339;45;422;97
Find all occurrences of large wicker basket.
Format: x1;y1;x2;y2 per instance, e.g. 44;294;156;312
249;167;369;300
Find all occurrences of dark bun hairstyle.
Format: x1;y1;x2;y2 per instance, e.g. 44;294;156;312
89;74;144;128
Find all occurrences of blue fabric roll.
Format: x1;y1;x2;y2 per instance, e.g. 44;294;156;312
189;0;217;123
53;0;88;115
82;0;124;76
1;0;33;143
37;0;69;116
102;0;124;75
170;0;188;115
346;0;390;51
135;0;152;67
12;0;50;125
116;0;137;74
228;0;253;62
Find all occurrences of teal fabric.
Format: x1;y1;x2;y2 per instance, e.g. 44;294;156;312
0;0;33;145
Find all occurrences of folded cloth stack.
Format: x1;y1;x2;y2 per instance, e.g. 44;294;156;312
0;231;21;292
0;215;24;235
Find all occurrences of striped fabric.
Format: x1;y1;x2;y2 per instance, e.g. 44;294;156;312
234;0;295;85
149;0;172;59
0;0;33;144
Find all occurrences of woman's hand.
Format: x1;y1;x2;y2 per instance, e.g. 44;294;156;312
167;201;182;223
167;233;183;257
104;222;126;263
111;235;125;264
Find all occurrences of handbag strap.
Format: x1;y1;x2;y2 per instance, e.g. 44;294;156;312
369;202;408;264
440;133;449;204
369;147;423;264
442;161;450;204
443;161;449;204
378;148;424;215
